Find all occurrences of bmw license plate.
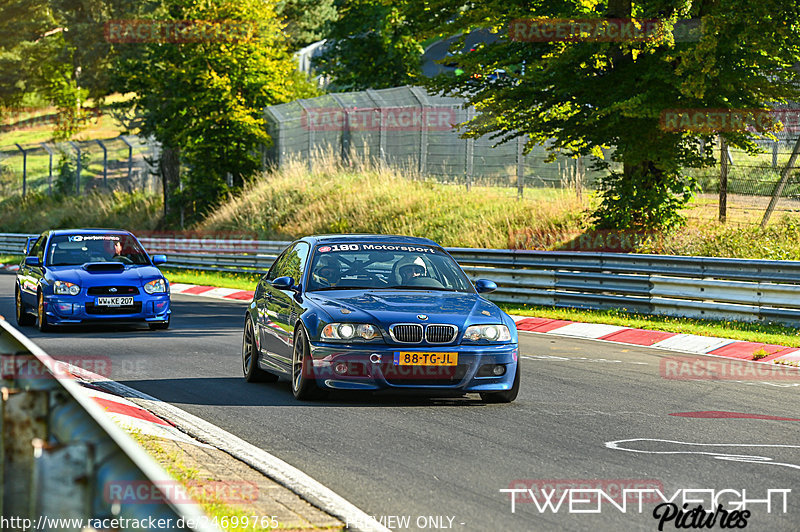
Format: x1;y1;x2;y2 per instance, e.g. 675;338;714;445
96;296;134;307
393;352;458;366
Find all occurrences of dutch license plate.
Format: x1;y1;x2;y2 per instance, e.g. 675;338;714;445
96;296;134;307
393;352;458;366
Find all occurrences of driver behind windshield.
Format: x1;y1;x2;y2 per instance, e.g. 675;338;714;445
398;256;428;284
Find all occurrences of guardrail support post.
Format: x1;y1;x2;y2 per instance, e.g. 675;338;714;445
31;438;93;526
2;388;49;524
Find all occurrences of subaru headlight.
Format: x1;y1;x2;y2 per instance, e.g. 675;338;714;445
54;281;80;296
321;323;381;341
462;324;511;343
144;278;167;294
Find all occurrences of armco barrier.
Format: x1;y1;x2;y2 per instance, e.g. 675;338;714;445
4;233;800;324
0;319;218;530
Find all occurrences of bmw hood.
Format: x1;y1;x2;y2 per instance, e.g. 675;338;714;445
47;264;165;286
307;290;508;329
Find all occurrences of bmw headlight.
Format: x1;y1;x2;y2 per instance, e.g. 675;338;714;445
463;324;511;343
53;281;80;296
321;323;381;341
144;278;167;294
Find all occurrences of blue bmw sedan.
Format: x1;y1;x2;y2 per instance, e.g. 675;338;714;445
15;229;171;331
242;235;519;402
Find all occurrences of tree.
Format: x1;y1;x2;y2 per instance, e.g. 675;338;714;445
0;0;112;139
112;0;318;222
315;0;422;91
402;0;800;230
276;0;338;50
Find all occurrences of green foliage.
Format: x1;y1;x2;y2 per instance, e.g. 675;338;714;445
401;0;800;230
315;0;423;90
1;1;115;139
112;0;319;222
277;0;338;49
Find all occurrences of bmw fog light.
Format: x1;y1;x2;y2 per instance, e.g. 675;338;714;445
492;365;506;376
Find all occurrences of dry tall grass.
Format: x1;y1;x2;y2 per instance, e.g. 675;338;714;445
198;152;590;249
0;190;162;233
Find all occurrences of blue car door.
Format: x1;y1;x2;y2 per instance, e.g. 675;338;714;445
19;234;47;307
257;242;310;369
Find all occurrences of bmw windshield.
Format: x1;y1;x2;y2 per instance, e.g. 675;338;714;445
46;234;151;266
307;243;474;292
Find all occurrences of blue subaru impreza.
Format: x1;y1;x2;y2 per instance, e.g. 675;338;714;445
242;234;519;402
15;229;171;331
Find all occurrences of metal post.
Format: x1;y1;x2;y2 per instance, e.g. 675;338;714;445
119;135;134;185
68;141;81;195
2;388;49;524
13;144;26;198
516;136;525;199
365;89;386;165
719;137;728;223
40;143;54;195
296;100;314;171
762;134;800;227
95;139;107;189
408;87;429;175
31;439;93;522
465;106;474;190
773;140;779;169
330;94;350;166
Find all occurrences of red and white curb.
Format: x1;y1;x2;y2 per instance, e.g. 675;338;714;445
169;282;253;301
511;316;800;365
61;362;211;446
61;362;389;532
0;263;20;272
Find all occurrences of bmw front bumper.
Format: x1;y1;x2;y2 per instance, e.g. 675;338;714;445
307;342;518;392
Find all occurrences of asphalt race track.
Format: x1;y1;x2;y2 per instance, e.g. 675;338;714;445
2;272;798;531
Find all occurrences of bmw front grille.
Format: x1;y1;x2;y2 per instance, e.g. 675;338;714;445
389;323;458;344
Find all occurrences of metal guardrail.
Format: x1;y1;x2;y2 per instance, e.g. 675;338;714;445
0;319;219;530
4;233;800;324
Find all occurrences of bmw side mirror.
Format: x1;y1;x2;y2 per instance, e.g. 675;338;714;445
271;276;297;291
25;256;41;267
152;254;167;265
474;279;497;294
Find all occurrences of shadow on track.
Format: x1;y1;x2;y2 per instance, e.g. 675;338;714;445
115;376;493;408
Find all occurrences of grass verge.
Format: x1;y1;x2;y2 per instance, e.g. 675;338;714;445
505;304;800;348
162;268;261;290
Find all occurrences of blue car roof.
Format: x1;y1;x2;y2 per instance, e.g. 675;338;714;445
304;234;441;247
